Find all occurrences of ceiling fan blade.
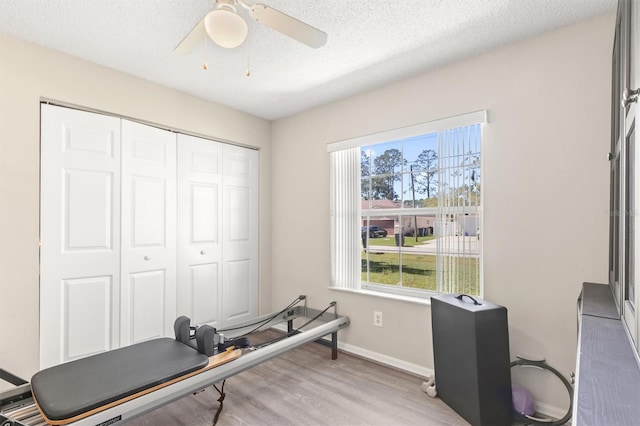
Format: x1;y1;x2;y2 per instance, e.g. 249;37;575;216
250;4;327;48
175;17;206;54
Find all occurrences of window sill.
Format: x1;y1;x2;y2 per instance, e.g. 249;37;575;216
328;286;432;306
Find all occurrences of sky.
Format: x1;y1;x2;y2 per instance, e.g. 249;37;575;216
361;125;481;203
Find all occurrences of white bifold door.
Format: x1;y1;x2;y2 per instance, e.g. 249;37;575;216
40;104;258;368
177;134;223;327
40;106;122;370
176;136;259;327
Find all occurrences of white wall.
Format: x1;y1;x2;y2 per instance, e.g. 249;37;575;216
271;13;614;411
0;11;615;413
0;33;272;380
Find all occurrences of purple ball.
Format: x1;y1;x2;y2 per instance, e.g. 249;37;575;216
512;384;536;416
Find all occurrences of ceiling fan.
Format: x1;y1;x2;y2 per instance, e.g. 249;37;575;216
175;0;327;53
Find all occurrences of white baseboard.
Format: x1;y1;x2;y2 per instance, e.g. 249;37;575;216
337;340;434;378
535;401;571;424
270;325;568;422
270;324;432;378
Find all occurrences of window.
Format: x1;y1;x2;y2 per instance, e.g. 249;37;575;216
329;111;486;298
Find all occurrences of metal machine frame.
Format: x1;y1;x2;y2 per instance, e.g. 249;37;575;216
1;298;349;426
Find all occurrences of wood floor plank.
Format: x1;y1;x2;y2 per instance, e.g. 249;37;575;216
127;329;469;426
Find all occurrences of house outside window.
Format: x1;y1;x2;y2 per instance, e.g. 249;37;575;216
329;111;485;299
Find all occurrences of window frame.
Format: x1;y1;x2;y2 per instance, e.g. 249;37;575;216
328;111;487;299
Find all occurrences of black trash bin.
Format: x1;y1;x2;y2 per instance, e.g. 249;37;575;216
394;234;404;246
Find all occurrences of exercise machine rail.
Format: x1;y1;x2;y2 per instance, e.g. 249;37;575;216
1;298;348;426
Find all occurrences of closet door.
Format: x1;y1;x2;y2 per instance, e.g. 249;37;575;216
177;134;223;326
41;106;259;366
40;104;121;369
222;144;259;326
120;120;177;344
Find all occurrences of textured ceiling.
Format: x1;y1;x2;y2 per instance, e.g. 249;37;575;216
0;0;616;120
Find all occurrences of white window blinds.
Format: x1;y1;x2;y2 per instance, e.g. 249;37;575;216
330;147;361;289
436;125;482;295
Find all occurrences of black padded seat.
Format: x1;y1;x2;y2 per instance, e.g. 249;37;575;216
31;338;209;421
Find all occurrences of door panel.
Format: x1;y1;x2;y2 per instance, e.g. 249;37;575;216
64;169;114;251
612;154;621;307
120;120;176;345
129;270;167;343
223;260;252;321
131;177;167;247
229;186;251;241
192;184;218;242
63;276;112;360
177;134;223;326
190;264;220;324
63;125;115;156
40;104;121;369
625;117;637;343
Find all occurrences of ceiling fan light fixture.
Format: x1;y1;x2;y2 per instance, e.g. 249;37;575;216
204;8;248;49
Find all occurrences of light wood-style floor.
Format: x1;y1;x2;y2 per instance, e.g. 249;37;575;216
127;329;469;426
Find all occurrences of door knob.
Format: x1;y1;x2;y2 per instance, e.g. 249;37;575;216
622;87;640;107
200;250;206;255
144;256;150;261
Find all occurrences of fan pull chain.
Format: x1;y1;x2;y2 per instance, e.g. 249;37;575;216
246;28;251;77
203;32;209;70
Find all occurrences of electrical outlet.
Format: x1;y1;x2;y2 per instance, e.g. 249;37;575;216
373;311;383;327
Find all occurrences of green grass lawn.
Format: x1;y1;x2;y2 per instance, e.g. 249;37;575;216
364;234;435;248
362;250;479;294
